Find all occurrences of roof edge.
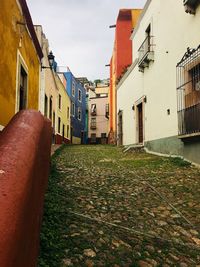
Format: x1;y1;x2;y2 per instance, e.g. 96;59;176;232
130;0;152;40
19;0;43;60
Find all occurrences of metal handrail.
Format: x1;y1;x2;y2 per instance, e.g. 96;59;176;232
138;36;154;65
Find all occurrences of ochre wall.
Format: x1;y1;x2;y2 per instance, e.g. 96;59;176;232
0;0;40;127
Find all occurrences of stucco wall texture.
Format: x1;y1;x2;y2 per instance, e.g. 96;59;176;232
0;110;52;267
0;0;41;128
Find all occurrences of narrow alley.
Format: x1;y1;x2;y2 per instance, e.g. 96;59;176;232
39;145;200;267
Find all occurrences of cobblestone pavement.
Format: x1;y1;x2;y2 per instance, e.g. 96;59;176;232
39;145;200;267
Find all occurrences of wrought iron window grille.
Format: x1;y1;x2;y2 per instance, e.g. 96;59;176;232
176;45;200;136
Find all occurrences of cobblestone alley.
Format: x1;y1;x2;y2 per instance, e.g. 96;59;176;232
39;145;200;267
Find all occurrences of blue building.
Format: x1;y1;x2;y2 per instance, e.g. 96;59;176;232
64;71;86;144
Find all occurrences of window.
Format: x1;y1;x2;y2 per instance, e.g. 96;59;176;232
176;46;200;136
58;117;61;133
78;89;82;102
44;95;48;117
189;64;200;92
67;125;69;138
146;24;151;38
105;103;109;118
91;104;97;115
91;133;96;143
62;124;65;140
90;117;96;129
49;96;53;120
53;112;55;129
72;82;75;96
78;107;81;121
138;23;154;71
101;133;107;138
58;94;62;109
67;107;70;119
72;102;75;117
19;65;27;110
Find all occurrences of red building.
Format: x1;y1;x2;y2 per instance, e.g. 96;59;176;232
108;9;142;144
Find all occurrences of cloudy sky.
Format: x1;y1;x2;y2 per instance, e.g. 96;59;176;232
27;0;146;81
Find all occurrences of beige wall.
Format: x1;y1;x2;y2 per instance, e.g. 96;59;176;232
95;86;109;95
117;0;200;145
35;26;58;132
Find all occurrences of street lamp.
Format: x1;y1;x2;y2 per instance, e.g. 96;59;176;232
42;51;55;69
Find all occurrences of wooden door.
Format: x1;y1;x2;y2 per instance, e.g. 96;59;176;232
62;124;65;141
118;112;123;146
138;103;143;143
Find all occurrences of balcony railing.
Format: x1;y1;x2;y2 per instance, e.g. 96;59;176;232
177;45;200;137
138;36;154;70
178;103;200;136
90;123;96;129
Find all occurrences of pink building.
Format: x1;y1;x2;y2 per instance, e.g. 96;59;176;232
88;86;109;144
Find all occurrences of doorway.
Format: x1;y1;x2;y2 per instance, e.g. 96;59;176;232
62;124;65;142
70;127;73;144
118;110;123;146
137;103;143;144
81;131;85;144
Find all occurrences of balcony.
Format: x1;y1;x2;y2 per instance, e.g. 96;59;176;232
90;122;96;130
138;36;154;71
183;0;199;14
178;103;200;137
176;45;200;138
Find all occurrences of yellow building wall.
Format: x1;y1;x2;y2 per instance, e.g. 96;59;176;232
131;9;143;28
0;0;40;127
55;75;71;140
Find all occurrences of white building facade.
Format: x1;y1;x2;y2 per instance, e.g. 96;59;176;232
117;0;200;164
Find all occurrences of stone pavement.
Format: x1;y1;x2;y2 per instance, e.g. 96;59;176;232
39;145;200;267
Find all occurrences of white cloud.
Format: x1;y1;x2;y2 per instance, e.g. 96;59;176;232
27;0;146;80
